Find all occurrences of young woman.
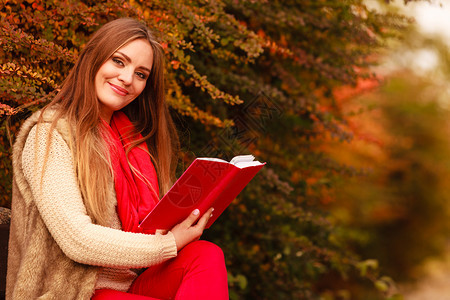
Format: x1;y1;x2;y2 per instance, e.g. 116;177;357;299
6;18;229;299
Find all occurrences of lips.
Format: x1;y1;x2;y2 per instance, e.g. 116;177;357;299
108;82;129;96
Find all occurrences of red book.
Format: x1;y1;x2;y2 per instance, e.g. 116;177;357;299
139;155;266;231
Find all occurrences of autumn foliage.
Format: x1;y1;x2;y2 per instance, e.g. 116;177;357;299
0;0;417;298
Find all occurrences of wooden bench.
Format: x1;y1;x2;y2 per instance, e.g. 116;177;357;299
0;208;11;300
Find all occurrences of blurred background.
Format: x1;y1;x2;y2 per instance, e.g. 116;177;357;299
329;1;450;298
2;0;450;299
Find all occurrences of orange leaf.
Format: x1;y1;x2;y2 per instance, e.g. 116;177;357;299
170;60;180;69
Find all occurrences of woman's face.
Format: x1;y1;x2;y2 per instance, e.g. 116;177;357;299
95;38;153;123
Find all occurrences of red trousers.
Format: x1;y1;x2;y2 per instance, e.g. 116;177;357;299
92;241;229;300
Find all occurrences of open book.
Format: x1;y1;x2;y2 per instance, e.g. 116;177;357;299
139;155;266;231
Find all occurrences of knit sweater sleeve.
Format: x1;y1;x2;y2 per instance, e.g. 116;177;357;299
21;124;177;268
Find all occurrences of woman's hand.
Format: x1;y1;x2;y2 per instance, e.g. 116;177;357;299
170;207;214;252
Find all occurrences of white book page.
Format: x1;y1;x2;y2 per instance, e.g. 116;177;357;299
196;157;228;163
233;160;264;168
231;155;263;168
197;155;263;168
230;155;255;165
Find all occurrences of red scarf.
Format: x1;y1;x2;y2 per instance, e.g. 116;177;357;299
102;111;159;234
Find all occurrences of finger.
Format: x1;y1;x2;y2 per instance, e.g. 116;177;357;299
181;208;201;227
195;207;214;229
155;229;168;235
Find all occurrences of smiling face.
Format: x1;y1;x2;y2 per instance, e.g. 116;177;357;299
95;38;153;123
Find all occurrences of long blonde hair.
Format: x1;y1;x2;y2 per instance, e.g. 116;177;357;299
40;18;179;226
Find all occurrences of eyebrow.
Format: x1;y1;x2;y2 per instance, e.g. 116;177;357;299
116;51;152;73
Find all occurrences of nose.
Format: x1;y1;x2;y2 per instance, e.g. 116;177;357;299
117;67;133;85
